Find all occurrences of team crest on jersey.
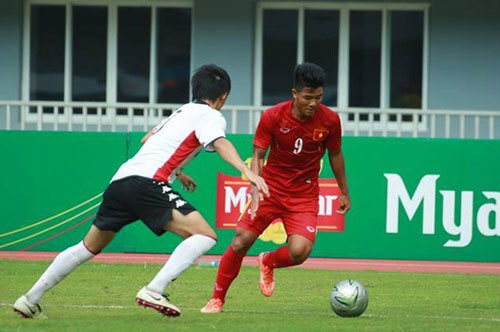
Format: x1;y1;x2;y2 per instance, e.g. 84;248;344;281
306;226;316;233
313;129;328;141
280;127;291;134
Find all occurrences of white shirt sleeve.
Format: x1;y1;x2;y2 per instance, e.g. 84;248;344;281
195;113;227;152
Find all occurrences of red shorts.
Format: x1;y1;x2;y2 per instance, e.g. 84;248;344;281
237;193;318;242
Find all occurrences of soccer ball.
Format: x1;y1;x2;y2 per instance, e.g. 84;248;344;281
329;279;368;317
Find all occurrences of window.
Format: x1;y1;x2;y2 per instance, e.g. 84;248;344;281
72;6;107;103
390;11;424;109
349;11;381;108
30;5;65;101
256;3;428;119
157;8;191;103
262;10;297;105
304;10;339;106
25;2;192;107
117;7;151;103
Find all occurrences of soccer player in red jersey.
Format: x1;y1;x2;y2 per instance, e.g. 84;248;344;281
201;62;351;313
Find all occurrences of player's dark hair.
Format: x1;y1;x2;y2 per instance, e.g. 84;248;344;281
293;62;326;91
191;64;231;102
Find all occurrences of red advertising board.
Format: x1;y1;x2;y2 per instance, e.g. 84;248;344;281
215;173;344;232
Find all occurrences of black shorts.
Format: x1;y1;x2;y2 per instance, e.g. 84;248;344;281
93;176;196;236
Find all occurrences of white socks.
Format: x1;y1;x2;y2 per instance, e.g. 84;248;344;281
147;234;216;294
26;241;95;304
23;235;216;304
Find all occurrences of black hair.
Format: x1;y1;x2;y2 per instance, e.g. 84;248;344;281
191;64;231;102
293;62;326;90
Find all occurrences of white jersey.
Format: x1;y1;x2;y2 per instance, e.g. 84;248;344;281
111;102;226;183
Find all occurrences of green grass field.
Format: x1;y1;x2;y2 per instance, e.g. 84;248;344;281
1;260;499;331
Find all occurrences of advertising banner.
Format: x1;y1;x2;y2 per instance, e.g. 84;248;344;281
1;132;499;262
215;173;344;244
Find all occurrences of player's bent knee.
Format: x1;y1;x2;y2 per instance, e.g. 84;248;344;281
290;252;309;265
201;229;217;242
172;210;217;240
187;225;217;241
193;221;217;241
231;228;257;254
289;246;312;264
83;225;115;254
83;242;102;256
231;236;252;254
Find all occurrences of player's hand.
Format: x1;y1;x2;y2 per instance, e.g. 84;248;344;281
178;172;197;192
250;185;263;220
336;194;351;214
243;169;269;198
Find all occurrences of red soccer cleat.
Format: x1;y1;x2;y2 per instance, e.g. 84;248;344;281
258;252;275;297
200;298;224;314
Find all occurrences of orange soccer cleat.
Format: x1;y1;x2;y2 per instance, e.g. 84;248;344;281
200;298;224;314
258;252;275;297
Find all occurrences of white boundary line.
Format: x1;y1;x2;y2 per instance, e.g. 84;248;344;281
1;253;500;273
1;302;500;322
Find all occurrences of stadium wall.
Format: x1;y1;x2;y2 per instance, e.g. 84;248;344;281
1;131;499;262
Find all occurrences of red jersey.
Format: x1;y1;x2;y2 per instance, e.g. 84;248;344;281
254;100;342;198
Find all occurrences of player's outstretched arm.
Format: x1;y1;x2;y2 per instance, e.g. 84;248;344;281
250;146;267;219
328;149;351;214
250;146;266;176
213;138;269;197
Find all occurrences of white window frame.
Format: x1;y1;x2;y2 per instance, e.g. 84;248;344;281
254;2;430;132
22;0;193;126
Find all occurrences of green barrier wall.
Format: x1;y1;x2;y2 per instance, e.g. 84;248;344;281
1;131;499;262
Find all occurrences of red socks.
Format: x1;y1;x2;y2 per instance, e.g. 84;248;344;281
212;245;246;301
263;246;295;268
212;245;297;301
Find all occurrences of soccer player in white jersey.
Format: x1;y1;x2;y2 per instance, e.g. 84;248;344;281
13;64;269;319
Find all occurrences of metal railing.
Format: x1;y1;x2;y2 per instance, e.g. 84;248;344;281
0;100;499;139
